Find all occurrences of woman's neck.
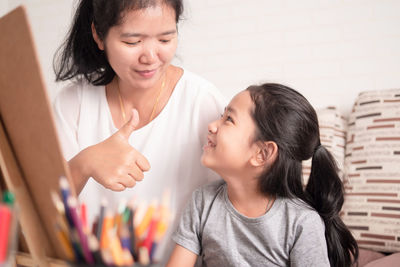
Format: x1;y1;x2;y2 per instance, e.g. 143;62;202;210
225;176;274;218
118;67;170;110
107;65;182;129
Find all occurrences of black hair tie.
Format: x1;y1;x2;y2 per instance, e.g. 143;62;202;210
314;142;322;154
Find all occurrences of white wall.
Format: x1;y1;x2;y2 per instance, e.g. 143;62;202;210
1;0;400;114
0;0;74;99
178;0;400;114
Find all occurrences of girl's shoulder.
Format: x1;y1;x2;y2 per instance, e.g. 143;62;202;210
191;179;226;204
281;197;321;220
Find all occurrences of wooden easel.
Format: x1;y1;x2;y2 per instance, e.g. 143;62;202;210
0;6;76;266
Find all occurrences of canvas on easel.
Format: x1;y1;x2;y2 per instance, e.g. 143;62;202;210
0;6;76;265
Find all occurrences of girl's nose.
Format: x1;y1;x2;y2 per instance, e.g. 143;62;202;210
208;120;218;134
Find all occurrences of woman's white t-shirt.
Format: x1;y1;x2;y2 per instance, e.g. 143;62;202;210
53;69;226;261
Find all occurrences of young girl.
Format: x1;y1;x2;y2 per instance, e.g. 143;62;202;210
167;83;358;267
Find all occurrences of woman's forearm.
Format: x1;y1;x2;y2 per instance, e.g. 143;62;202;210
68;148;91;194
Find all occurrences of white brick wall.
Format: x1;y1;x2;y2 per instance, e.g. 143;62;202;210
1;0;399;114
0;2;8;17
178;0;400;114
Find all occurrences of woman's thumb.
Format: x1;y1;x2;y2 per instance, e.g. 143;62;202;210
119;109;139;139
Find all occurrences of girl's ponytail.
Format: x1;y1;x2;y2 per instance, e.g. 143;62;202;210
306;145;359;267
53;0;114;85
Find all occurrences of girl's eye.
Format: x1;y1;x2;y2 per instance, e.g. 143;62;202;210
226;116;234;123
160;39;171;43
220;113;233;123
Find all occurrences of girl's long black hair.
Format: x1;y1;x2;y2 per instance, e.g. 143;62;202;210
248;83;358;267
53;0;183;86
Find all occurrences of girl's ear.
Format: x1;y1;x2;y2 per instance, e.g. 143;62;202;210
250;141;278;168
91;22;104;51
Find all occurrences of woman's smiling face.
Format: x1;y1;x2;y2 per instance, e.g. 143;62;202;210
94;3;178;89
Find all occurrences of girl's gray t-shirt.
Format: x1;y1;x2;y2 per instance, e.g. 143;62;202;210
172;180;330;267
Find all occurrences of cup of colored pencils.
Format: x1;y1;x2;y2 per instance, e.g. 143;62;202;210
52;176;171;266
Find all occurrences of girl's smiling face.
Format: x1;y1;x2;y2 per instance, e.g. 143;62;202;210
202;90;260;177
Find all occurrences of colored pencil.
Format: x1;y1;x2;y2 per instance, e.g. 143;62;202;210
51;191;70;234
119;223;132;252
136;200;157;238
70;228;84;261
133;201;147;228
59;176;74;227
142;216;158;254
150;189;171;261
55;223;75;261
100;210;114;249
96;198;107;241
67;196;94;264
109;230;125;266
138;246;150;265
122;248;134;266
127;207;137;260
88;233;105;265
101;248;114;266
0;205;11;262
80;202;88;232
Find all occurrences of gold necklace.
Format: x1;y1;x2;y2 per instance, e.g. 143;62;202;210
116;78;166;124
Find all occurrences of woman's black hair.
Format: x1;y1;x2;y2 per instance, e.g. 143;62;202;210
247;83;358;267
54;0;183;85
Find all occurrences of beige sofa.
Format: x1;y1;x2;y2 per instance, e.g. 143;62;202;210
358;248;400;266
306;88;400;266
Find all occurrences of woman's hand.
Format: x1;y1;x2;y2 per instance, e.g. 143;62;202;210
69;109;150;193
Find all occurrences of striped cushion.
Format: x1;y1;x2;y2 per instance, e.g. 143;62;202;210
342;88;400;253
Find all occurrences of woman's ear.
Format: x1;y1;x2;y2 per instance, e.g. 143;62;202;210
91;22;104;51
250;141;278;168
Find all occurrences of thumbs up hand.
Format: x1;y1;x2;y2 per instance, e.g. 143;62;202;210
76;109;150;191
117;108;140;140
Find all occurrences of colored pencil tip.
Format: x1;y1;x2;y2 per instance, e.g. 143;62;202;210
67;196;78;208
100;197;108;207
50;191;65;213
59;176;70;190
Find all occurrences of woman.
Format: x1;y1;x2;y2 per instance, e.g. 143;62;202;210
53;0;225;261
